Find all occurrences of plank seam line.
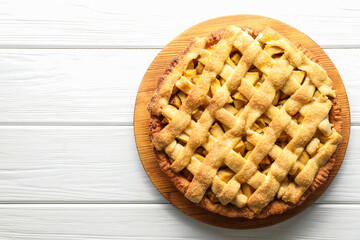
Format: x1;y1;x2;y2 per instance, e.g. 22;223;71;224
0;122;133;127
0;202;358;205
0;46;358;50
0;46;163;50
0;122;357;127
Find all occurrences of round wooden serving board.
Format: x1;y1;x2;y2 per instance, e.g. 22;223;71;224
134;15;350;229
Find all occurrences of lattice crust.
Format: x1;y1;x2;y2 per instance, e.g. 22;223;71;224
147;26;342;217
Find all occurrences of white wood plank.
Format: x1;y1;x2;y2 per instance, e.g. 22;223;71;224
0;49;158;124
0;126;357;203
0;126;162;203
0;0;359;48
0;204;358;239
0;48;358;124
325;49;360;124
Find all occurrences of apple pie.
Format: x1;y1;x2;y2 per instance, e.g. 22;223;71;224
147;25;342;218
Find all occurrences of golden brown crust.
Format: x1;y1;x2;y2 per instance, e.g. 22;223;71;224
150;109;340;218
148;27;342;218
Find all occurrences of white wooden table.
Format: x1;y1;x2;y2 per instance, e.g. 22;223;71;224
0;0;359;239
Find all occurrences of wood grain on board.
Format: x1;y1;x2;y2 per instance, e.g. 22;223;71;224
134;15;350;229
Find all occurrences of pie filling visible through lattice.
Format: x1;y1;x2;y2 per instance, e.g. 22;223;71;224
147;26;342;218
